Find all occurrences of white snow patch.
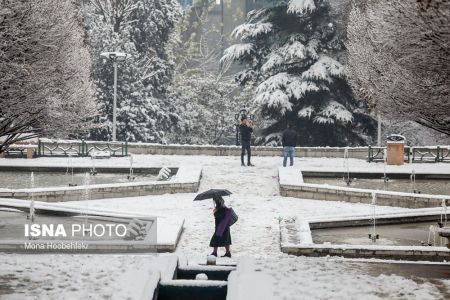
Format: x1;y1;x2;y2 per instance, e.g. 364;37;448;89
287;0;316;14
317;100;354;124
302;55;344;83
220;43;254;64
232;22;273;40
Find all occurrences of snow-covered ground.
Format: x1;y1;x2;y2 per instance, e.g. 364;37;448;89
0;254;176;300
1;155;449;299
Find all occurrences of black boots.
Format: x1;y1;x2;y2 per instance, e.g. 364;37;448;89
221;251;231;258
210;251;217;257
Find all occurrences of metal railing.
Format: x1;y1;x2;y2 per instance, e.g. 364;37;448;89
37;139;128;157
412;146;450;162
367;146;386;162
368;145;450;163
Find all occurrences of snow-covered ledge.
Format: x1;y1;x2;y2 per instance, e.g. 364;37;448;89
0;165;201;202
226;257;276;300
280;210;450;262
0;199;184;253
278;167;449;209
438;227;450;249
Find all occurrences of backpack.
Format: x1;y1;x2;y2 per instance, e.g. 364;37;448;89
229;208;238;226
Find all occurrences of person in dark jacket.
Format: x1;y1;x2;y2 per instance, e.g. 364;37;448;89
210;196;232;258
239;116;254;166
282;124;297;167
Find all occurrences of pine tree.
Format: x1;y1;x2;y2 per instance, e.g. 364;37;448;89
221;0;375;146
83;0;182;142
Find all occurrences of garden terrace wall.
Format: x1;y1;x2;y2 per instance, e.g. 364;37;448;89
279;184;448;209
280;213;450;262
0;182;199;202
278;168;449;209
126;143;369;159
0;166;201;202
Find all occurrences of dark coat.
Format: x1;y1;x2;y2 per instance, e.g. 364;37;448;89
282;128;297;147
209;206;232;247
239;124;253;144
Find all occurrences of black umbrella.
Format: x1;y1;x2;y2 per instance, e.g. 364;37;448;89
194;189;232;201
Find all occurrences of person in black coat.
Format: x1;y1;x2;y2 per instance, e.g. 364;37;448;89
282;124;297;167
239;116;254;166
210;196;232;257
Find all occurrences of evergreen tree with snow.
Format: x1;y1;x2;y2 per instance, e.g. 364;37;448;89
221;0;375;146
83;0;181;142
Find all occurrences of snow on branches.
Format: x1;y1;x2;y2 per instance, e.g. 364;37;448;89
220;43;254;64
0;0;97;152
315;101;353;124
287;80;320;99
232;23;273;40
287;0;317;14
262;41;307;73
255;73;292;114
346;0;450;135
302;56;344;83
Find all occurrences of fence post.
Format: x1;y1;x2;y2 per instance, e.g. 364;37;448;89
125;141;128;156
81;140;85;157
38;140;41;157
436;146;441;162
367;146;372;162
405;146;410;163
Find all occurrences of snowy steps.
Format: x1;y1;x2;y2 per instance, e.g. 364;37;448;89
156;257;278;300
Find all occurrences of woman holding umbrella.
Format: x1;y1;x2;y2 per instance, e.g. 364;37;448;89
194;189;236;258
210;195;232;258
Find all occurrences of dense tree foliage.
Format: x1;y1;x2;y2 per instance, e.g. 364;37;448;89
84;0;182;142
0;0;97;152
346;0;450;136
166;1;246;144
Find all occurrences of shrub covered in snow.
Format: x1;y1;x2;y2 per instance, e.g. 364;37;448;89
167;71;245;145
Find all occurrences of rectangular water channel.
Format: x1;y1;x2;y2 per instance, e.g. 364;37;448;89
303;177;450;195
312;221;447;247
0;171;161;189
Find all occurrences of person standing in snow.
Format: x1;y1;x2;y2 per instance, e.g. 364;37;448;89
282;124;297;167
239;116;254;166
210;196;232;258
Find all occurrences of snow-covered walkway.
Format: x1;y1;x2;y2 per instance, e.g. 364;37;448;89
1;155;449;299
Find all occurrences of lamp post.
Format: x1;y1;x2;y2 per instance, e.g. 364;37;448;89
377;113;382;147
100;51;131;141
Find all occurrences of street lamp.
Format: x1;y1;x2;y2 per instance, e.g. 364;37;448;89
100;51;131;142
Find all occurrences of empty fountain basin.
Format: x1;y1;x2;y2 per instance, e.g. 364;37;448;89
312;222;447;247
0;171;161;189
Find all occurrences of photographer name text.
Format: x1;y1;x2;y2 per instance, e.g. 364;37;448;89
24;241;88;250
